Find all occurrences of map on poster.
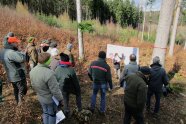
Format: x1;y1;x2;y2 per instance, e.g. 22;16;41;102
106;44;139;64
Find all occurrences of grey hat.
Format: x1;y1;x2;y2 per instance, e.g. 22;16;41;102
153;56;160;64
67;43;73;51
7;32;14;37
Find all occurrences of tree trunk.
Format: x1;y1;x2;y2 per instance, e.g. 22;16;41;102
141;8;146;42
169;0;182;56
148;8;152;40
76;0;84;60
184;40;186;50
152;0;176;66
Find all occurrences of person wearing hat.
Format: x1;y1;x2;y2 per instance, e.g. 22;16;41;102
64;42;75;67
55;53;82;117
30;52;63;124
88;51;113;115
37;39;51;53
146;56;169;115
3;32;15;49
46;40;60;71
25;37;38;70
0;36;27;105
124;66;150;124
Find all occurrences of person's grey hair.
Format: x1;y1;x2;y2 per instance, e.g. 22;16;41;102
153;56;160;64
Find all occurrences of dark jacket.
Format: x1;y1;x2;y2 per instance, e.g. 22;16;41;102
55;61;81;95
88;58;113;89
149;63;169;92
120;61;139;87
124;72;147;111
30;64;63;104
0;48;26;82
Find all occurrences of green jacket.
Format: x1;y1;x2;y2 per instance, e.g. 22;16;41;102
30;64;63;104
0;49;26;82
55;64;81;95
124;72;147;111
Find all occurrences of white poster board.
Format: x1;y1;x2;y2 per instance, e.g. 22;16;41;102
106;44;139;64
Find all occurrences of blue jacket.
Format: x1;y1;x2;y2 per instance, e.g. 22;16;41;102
120;61;139;87
149;63;169;92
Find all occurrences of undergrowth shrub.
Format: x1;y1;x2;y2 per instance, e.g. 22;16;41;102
35;13;62;28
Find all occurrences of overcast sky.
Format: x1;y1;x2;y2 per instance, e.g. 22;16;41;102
134;0;162;11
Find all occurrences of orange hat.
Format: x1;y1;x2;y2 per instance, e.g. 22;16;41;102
8;37;21;43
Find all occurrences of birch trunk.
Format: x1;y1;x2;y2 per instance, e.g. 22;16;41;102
76;0;84;59
152;0;176;66
169;0;182;56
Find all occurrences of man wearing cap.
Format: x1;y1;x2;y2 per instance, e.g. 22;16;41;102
3;32;15;49
55;53;82;117
38;40;51;53
124;66;150;124
146;56;169;115
88;51;113;115
30;52;63;124
26;37;38;70
64;42;75;67
0;35;27;105
120;54;140;88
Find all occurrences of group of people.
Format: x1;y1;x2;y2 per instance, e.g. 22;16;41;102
113;53;169;124
0;32;169;124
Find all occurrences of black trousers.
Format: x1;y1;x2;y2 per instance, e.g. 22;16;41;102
12;79;27;103
124;103;144;124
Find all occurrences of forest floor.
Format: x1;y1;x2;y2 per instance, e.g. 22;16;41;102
0;6;186;124
0;77;186;124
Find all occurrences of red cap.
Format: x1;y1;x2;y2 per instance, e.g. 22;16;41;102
8;37;21;43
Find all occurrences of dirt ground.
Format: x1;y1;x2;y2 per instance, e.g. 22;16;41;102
0;76;186;124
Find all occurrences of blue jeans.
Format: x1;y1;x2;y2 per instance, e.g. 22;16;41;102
146;89;161;113
91;83;107;112
40;102;57;124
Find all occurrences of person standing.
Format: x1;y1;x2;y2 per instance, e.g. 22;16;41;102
30;53;63;124
120;54;139;87
64;42;75;67
88;51;113;115
124;66;150;124
0;36;27;105
25;37;38;70
146;56;169;115
55;53;82;117
47;41;60;71
113;53;122;79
